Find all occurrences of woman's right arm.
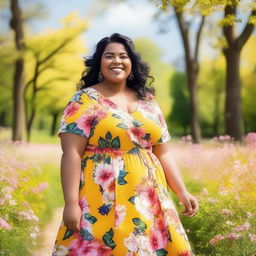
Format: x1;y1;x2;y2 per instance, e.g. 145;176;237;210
60;133;88;233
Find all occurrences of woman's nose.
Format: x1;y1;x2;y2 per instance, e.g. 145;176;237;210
113;56;121;63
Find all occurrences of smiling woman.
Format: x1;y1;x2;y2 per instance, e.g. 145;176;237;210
51;33;198;256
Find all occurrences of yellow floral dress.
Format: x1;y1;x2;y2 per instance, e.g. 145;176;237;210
52;87;194;256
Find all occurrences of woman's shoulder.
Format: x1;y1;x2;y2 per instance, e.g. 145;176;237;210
144;92;155;101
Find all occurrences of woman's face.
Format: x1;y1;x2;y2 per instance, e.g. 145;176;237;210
100;42;132;84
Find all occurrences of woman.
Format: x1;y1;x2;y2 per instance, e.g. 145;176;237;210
52;33;199;256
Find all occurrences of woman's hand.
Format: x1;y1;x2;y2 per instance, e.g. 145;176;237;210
177;190;199;217
63;203;82;233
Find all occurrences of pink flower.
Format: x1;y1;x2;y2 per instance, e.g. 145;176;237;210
233;222;251;232
179;251;191;256
226;233;241;240
94;163;115;190
127;126;146;139
77;114;96;137
210;235;225;245
30;182;49;193
115;205;126;228
245;132;256;146
0;217;11;230
18;209;39;222
221;209;233;215
149;228;167;251
64;102;80;117
249;233;256;242
76;240;111;256
90;104;107;119
79;196;90;213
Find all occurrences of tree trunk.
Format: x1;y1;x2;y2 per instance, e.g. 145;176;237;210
223;48;243;141
10;0;25;141
187;61;201;143
26;108;36;142
51;112;59;136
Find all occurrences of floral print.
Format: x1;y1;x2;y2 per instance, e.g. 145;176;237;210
52;87;194;255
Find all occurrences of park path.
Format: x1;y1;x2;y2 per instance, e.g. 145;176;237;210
32;207;63;256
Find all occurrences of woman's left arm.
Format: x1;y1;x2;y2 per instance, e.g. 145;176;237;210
153;142;199;217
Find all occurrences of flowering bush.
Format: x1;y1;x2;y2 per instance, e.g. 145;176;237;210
0;140;62;256
173;133;256;256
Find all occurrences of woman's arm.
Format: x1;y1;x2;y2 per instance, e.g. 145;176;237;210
153;142;199;217
60;133;88;232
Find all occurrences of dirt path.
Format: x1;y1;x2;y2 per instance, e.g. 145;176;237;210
32;207;63;256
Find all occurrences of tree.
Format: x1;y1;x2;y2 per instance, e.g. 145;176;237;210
221;2;256;141
9;0;25;141
24;13;88;141
156;0;205;143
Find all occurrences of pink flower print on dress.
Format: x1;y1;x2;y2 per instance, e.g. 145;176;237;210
94;163;115;190
115;205;126;228
149;228;167;251
179;251;192;256
76;240;112;256
64;102;80;117
77;114;96;137
79;196;90;213
99;97;118;110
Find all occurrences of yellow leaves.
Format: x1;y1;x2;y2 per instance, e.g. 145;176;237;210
218;14;242;26
249;15;256;25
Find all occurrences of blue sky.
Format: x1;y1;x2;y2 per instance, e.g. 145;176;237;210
29;0;184;64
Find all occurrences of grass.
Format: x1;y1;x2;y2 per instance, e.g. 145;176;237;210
0;126;59;144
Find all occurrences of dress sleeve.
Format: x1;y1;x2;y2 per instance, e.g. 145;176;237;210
58;90;95;138
152;99;171;145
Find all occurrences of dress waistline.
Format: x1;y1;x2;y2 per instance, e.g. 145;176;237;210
85;145;152;154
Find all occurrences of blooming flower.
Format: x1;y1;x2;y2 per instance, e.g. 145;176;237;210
94;163;115;190
64;102;80;117
149;228;167;251
210;235;225;245
221;209;233;215
30;182;49;193
249;233;256;242
233;222;251;232
226;233;241;240
0;217;11;230
115;204;126;228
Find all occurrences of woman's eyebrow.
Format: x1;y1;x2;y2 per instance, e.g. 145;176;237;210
103;51;128;55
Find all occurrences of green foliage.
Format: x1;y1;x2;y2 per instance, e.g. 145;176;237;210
168;71;190;135
134;38;173;116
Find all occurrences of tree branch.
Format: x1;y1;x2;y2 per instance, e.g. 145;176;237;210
236;9;256;49
195;15;205;61
174;7;191;63
223;5;236;47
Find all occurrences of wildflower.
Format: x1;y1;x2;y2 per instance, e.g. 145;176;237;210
249;234;256;242
210;235;225;245
0;217;11;230
226;221;234;226
226;233;241;240
233;222;251;232
221;209;233;215
30;182;49;193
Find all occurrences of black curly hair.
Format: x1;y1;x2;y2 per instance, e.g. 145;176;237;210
77;33;155;100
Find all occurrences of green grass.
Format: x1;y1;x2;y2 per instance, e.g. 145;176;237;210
0;126;59;144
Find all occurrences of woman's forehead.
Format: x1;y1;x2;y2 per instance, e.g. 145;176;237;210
103;42;128;54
